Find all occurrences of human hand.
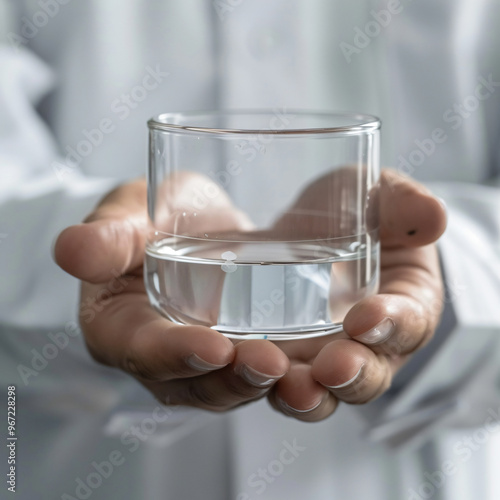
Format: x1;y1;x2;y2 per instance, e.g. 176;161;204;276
265;169;447;421
55;169;446;423
54;174;290;412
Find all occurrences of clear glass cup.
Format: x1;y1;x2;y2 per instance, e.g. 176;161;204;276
145;110;380;340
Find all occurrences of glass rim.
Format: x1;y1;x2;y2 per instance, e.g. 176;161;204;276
147;109;381;135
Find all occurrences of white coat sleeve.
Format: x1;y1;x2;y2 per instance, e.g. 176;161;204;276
0;44;117;328
359;182;500;449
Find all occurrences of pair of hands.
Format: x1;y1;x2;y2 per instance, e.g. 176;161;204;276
54;169;446;422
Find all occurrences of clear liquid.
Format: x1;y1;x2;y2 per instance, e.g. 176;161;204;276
145;235;379;340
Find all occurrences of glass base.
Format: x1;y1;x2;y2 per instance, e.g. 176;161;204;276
212;323;344;341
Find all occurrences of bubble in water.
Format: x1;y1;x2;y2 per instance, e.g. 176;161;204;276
222;261;237;273
349;241;361;252
221;251;237;273
221;251;237;261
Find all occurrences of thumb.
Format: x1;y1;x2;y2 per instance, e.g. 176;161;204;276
379;169;447;249
54;179;148;283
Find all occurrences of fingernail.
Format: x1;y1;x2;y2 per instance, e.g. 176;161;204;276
185;354;228;372
436;196;447;213
325;364;364;389
50;234;58;263
237;364;283;388
278;396;324;414
355;318;395;345
436;196;448;224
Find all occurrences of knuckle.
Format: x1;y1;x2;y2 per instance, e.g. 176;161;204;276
376;368;393;396
338;362;392;405
122;348;161;381
225;377;266;400
127;360;159;381
121;330;171;381
377;335;403;358
411;320;435;352
186;383;230;412
358;368;392;405
420;324;436;347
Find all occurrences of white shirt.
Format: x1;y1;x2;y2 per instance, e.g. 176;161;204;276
1;1;499;499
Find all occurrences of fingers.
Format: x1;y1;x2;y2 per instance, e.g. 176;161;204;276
54;175;254;283
344;169;446;358
81;282;235;380
54;179;148;283
55;169;447;419
153;172;255;235
343;294;430;357
339;247;443;381
308;171;447;405
311;339;393;405
81;275;289;409
343;245;444;356
267;364;338;422
55;173;289;414
147;340;290;412
380;169;447;248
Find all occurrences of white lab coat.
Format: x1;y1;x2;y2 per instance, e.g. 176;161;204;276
0;1;499;499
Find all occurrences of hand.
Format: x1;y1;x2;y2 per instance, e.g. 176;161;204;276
55;174;290;412
265;169;447;421
55;169;446;422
